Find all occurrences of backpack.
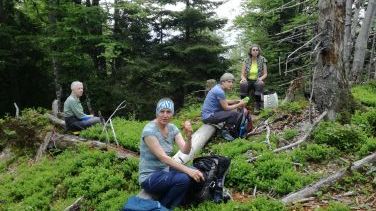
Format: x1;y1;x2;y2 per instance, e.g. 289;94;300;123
186;155;231;204
228;108;253;139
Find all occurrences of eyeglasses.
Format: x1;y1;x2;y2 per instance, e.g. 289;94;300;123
252;49;259;52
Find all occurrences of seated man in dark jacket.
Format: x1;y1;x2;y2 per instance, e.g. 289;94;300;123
63;81;101;131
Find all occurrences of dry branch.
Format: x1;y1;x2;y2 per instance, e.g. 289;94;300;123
48;133;138;159
14;102;19;118
275;23;313;36
273;111;327;153
247;111;327;162
35;132;53;161
282;151;376;204
64;196;83;211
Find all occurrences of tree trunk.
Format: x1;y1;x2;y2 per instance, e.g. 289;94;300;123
52;57;62;111
368;33;376;80
343;0;352;76
313;0;350;120
351;0;364;40
48;0;63;111
350;0;376;83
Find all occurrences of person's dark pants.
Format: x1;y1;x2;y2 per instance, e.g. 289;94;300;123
141;170;192;209
240;80;264;110
203;110;242;129
65;116;101;131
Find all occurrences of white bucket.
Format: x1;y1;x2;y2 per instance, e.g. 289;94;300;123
263;92;278;109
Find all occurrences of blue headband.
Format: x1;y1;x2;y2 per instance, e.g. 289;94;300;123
156;98;174;116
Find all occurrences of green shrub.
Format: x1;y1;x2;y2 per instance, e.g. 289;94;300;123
278;100;308;115
226;157;257;191
351;81;376;107
351;108;376;136
282;128;299;140
357;137;376;157
0;147;140;210
181;196;286;211
0;108;52;156
293;144;338;163
313;121;367;152
315;201;351;211
211;139;268;158
80;118;147;151
226;153;311;195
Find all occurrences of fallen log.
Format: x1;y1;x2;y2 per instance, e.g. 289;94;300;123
48;132;138;159
173;124;216;164
281;151;376;204
47;113;65;127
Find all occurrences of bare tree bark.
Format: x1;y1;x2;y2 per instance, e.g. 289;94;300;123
351;0;376;83
368;33;376;80
48;0;63;111
351;0;364;40
343;0;353;76
314;0;351;120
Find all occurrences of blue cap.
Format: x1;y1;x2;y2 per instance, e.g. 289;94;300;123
156;98;174;116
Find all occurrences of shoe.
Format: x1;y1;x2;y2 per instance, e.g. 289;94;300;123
221;130;235;141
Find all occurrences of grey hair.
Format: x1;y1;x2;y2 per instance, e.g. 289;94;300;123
71;81;83;90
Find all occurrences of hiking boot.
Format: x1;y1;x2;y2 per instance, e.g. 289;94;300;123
221;130;235;141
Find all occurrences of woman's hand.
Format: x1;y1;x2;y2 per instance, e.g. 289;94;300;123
187;168;205;182
182;120;193;137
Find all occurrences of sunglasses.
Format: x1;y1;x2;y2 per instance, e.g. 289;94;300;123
252;49;259;51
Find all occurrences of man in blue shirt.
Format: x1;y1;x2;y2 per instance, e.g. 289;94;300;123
202;73;246;141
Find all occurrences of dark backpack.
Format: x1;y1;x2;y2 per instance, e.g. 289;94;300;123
228;108;253;139
187;155;231;204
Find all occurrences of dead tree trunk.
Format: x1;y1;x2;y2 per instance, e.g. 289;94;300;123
351;0;376;83
314;0;351;120
368;33;376;80
48;0;62;111
343;0;353;76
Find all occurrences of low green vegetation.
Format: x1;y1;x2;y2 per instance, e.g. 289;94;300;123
2;81;376;210
180;196;286;211
313;121;367;152
351;81;376;107
293;144;338;164
80;118;147;152
0;147;139;210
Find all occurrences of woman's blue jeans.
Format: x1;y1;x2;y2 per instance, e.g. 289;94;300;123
141;169;191;209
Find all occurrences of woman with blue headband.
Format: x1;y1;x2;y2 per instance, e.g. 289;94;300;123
138;98;205;209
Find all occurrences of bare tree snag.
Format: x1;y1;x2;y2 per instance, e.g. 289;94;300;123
367;33;376;80
343;0;353;75
313;0;351;120
281;151;376;204
351;0;376;83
